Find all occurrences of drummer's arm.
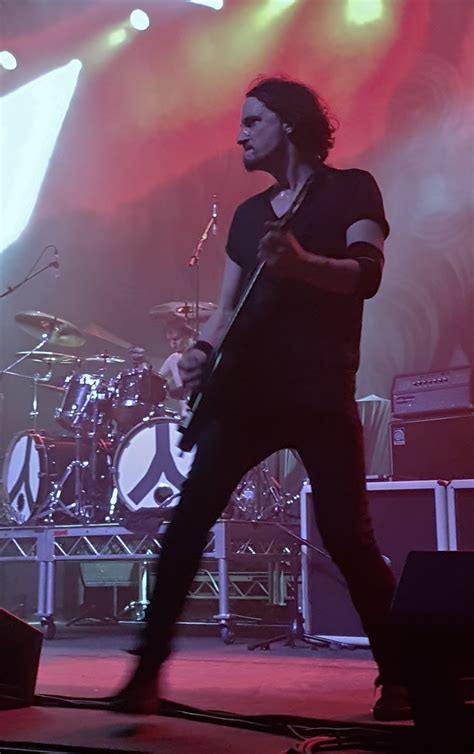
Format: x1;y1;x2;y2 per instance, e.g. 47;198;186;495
197;257;244;348
159;355;174;379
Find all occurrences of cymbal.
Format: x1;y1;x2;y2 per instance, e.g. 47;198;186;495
149;301;217;320
16;351;79;365
83;353;125;365
15;311;85;347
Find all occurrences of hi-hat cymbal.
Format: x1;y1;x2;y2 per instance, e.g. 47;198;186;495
15;311;85;347
83;353;125;365
16;351;79;365
149;301;217;320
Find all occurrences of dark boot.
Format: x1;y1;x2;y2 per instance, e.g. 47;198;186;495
108;659;161;715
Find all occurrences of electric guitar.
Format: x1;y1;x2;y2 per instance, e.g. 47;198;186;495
178;173;315;452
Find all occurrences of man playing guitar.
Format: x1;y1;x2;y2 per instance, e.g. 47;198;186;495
110;76;409;722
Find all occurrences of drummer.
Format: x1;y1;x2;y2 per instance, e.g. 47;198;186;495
159;317;195;415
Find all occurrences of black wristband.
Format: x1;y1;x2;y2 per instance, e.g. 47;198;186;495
193;340;213;357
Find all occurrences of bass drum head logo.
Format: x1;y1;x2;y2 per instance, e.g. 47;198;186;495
114;419;195;512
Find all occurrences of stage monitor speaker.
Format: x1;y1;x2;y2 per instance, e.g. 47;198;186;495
0;608;43;709
391;551;474;753
391;412;474;480
300;481;449;639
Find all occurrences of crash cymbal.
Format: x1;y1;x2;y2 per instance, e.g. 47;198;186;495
83;353;125;365
15;311;85;347
16;351;79;365
149;301;217;320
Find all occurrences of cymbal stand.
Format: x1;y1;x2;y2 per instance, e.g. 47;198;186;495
0;334;55;430
0;333;51;377
33;427;89;524
30;368;53;430
83;381;111;523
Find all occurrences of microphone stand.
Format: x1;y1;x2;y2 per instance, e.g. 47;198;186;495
188;204;216;339
0;259;59;299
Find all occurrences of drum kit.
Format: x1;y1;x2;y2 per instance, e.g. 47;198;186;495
1;304;299;528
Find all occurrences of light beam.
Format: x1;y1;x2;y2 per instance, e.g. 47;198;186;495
0;59;82;253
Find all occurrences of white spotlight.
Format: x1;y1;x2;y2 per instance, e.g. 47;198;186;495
0;51;18;70
188;0;224;9
130;9;150;30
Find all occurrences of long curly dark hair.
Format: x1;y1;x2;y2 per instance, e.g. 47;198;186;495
246;76;338;163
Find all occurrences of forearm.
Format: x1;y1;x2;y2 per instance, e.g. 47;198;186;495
290;253;361;295
288;239;383;298
197;307;234;348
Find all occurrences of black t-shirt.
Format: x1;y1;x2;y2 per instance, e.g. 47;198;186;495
225;163;389;402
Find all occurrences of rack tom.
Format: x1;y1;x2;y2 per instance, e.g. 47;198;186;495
110;366;166;432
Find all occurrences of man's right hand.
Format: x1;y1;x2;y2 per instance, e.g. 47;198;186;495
178;347;209;389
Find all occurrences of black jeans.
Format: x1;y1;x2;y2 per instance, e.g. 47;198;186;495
138;395;398;681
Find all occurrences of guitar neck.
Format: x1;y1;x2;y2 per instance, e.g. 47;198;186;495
211;173;315;360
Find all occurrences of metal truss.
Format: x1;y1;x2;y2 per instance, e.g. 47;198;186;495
0;520;299;640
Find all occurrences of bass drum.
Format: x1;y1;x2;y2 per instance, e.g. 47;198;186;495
113;418;195;513
2;430;110;525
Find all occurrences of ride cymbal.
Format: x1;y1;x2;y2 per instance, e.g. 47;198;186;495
83;353;125;365
149;301;217;320
15;311;85;347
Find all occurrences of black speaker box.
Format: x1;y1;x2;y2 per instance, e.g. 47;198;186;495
391;412;474;480
391;552;474;753
0;608;43;708
301;482;448;638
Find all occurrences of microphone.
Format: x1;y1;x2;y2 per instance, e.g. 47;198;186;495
211;195;218;236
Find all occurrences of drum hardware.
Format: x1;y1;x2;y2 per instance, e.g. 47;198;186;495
2;427;109;525
1;313;84;429
231;460;299;523
55;371;112;436
34;427;91;524
109;366;167;434
83;353;126;365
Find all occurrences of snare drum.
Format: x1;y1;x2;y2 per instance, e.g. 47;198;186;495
113;417;195;513
2;430;110;524
110;367;167;432
55;372;111;434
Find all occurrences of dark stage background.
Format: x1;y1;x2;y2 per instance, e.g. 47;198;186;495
0;0;473;457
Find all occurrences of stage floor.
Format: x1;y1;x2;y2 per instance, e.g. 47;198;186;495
0;624;413;754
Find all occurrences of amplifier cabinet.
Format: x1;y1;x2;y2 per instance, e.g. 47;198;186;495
390;413;474;480
446;479;474;551
300;481;449;641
